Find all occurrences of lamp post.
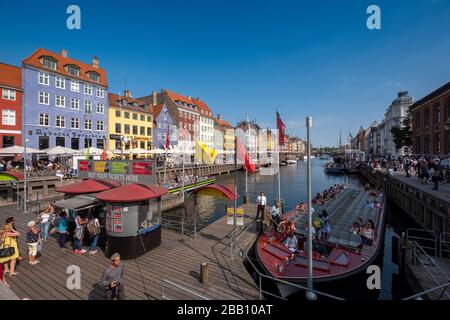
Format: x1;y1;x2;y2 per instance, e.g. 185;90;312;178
23;138;30;213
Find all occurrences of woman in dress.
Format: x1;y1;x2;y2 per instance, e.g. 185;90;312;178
0;217;20;277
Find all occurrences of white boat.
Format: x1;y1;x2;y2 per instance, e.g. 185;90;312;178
303;155;315;161
286;159;297;164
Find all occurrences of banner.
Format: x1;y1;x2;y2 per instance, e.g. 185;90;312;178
226;207;244;226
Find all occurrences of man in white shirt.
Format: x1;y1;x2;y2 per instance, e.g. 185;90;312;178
256;192;267;232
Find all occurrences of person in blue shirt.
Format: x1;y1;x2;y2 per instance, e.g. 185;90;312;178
56;211;69;250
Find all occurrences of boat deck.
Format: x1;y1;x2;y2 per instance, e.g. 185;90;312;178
0;203;260;300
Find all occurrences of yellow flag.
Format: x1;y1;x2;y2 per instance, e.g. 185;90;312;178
195;140;218;164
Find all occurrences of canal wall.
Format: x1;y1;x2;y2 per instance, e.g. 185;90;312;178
360;167;450;236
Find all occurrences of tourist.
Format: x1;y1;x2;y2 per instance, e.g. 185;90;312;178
73;215;86;254
56;211;69;250
270;201;282;227
26;221;41;265
431;169;441;191
283;229;298;253
255;192;267;231
0;217;20;277
350;222;361;235
101;253;126;300
55;168;65;181
38;207;51;243
86;216;101;255
319;210;331;241
0;229;9;288
361;223;374;246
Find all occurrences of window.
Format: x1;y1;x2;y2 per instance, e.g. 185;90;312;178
71;81;80;92
71;117;80;129
96;121;104;131
132;113;138;120
157;123;161;129
140;126;145;135
133;125;138;135
55;115;65;128
2;110;15;126
115;123;121;133
84;119;92;130
115;110;121;117
55;95;65;108
38;72;49;85
56;137;65;147
39;136;49;150
2;89;16;101
84;101;93;114
88;72;100;83
71;98;80;110
55;77;65;89
39;91;50;105
67;65;80;77
96;103;104;114
124;124;130;134
140;114;145;121
157;132;161;140
96;87;104;98
147;127;152;136
163;112;168;120
140;141;145;149
124;112;130;119
147;116;152;122
39;113;49;126
42;57;56;70
424;108;430;127
2;136;15;148
84;138;92;149
162;133;166;141
71;138;79;150
97;139;104;149
84;84;92;95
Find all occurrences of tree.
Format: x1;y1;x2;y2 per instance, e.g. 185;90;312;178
391;107;412;151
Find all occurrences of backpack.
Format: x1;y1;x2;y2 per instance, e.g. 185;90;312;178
87;219;100;235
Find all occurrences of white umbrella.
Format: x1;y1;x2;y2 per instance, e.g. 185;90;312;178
148;148;166;154
44;146;78;156
78;147;109;156
0;145;45;155
131;148;149;154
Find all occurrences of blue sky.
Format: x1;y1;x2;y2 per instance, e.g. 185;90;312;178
1;0;450;146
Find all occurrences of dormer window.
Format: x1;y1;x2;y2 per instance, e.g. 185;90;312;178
88;71;100;83
67;65;80;77
42;57;57;70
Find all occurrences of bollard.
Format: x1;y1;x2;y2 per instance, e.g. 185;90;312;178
200;263;209;284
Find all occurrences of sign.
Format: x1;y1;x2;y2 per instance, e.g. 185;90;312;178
106;206;124;234
78;160;155;184
227;207;244;226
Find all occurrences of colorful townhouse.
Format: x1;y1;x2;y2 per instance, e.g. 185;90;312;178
22;49;108;150
194;98;214;149
108;91;153;158
151;102;177;149
215;114;234;164
0;63;22;148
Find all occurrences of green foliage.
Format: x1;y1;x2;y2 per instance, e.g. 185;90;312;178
391;107;412;150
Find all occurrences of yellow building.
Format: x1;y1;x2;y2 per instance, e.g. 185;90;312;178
108;91;153;159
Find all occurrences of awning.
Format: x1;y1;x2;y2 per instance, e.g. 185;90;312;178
96;183;168;203
193;183;239;201
55;195;100;211
56;179;122;195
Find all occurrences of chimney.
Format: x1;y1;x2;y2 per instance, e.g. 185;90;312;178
61;49;68;58
124;90;132;98
92;56;99;68
152;91;158;106
188;95;192;100
217;114;222;120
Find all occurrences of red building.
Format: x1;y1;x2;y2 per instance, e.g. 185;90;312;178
411;82;450;156
0;63;22;148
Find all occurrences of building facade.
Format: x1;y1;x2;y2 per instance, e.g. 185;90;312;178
0;63;22;148
195;98;214;149
412;82;450;156
22;49;108;150
108;91;153;157
152;103;177;149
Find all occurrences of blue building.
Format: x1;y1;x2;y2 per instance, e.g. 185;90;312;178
22;48;108;150
151;103;177;149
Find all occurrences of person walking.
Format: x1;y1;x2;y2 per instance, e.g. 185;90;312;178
26;221;40;265
38;207;51;243
256;192;267;232
86;216;101;255
56;211;69;250
101;253;126;300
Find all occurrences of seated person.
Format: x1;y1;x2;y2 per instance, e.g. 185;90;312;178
350;222;361;235
371;201;380;208
361;223;374;245
283;229;298;253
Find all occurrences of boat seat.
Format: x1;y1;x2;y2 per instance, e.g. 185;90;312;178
294;255;330;272
262;244;291;260
328;249;350;267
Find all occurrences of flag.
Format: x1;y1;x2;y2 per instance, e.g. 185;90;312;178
237;138;256;173
276;111;286;146
165;128;170;150
85;141;90;160
101;142;107;161
195;140;218;165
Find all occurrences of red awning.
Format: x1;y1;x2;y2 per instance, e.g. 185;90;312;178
56;179;122;195
96;183;168;203
194;183;239;201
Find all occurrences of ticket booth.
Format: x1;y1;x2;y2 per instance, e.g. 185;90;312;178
96;183;168;260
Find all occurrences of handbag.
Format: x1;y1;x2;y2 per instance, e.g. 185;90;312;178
0;236;15;259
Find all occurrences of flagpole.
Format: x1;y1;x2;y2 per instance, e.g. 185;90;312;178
244;114;249;203
181;129;185;201
306;116;316;300
232;134;238;257
276;135;281;203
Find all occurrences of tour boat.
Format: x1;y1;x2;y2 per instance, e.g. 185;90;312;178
324;163;349;175
255;188;386;298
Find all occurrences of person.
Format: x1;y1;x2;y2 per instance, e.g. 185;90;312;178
38;207;51;243
73;215;86;254
350;222;361;235
283;229;298;253
255;192;267;231
55;168;64;181
86;216;101;255
0;218;20;277
101;253;126;300
26;221;40;265
319;210;331;241
270;201;282;227
361;223;375;246
431;169;441;191
0;230;9;288
56;211;69;250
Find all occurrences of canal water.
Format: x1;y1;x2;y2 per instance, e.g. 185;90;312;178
165;158;416;300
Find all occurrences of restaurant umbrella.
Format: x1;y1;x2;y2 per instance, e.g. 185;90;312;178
0;145;45;156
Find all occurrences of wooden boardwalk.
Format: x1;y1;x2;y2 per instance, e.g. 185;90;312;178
0;203;260;300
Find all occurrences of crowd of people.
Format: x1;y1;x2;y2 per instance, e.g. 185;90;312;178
27;160;75;181
350;217;376;245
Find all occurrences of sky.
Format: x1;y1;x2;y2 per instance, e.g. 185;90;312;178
1;0;450;146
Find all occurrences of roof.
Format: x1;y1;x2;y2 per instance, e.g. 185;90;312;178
215;118;233;129
22;48;108;87
151;103;165;119
410;81;450;111
96;183;168;202
108;93;152;114
193;98;214;119
56;179;121;195
0;63;22;90
54;195;100;211
164;89;214;117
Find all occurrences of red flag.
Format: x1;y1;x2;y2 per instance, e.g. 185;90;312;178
165;128;170;150
101;143;107;161
276;111;286;146
237;139;256;173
